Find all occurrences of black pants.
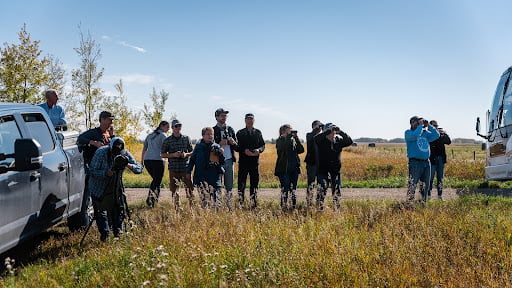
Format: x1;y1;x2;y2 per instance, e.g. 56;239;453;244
144;160;165;193
238;163;259;206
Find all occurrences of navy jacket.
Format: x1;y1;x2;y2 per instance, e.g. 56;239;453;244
187;140;224;187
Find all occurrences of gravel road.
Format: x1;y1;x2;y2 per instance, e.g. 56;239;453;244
125;187;461;204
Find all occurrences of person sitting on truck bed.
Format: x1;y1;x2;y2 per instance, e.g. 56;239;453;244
38;89;66;129
89;137;143;241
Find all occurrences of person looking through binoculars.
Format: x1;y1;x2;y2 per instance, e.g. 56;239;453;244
314;123;353;210
274;124;304;211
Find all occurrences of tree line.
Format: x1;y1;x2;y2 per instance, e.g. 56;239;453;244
0;24;171;142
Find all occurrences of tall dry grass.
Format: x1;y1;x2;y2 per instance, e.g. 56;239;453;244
125;142;486;187
2;197;512;287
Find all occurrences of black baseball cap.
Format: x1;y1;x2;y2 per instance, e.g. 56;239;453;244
245;113;254;119
312;120;323;128
409;116;420;124
99;111;115;121
171;119;182;127
215;108;229;117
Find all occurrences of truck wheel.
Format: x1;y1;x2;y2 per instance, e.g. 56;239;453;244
68;188;94;231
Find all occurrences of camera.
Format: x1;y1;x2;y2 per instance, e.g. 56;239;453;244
113;154;128;171
422;119;429;126
208;146;225;174
290;130;297;135
212;146;222;156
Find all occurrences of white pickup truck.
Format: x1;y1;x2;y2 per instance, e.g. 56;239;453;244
0;103;91;254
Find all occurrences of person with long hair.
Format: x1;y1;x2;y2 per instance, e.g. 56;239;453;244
274;124;304;210
142;120;170;207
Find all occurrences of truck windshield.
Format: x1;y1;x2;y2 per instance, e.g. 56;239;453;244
489;71;512;132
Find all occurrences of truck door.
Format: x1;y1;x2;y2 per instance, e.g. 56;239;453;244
0;114;40;253
22;113;68;227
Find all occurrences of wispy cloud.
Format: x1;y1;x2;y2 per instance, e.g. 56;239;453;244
102;35;147;53
119;41;147;53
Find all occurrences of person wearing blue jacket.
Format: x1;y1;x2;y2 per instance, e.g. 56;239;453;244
186;127;225;209
89;137;143;241
405;116;440;204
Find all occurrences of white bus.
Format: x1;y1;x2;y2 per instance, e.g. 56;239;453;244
477;66;512;180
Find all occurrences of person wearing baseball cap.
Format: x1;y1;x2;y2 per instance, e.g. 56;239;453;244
213;108;238;210
161;119;195;208
76;110;117;228
405;116;440;205
314;121;353;210
236;113;265;208
304;120;323;207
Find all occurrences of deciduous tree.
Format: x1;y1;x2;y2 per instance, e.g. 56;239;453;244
142;87;169;132
69;26;104;130
0;24;50;103
104;79;143;143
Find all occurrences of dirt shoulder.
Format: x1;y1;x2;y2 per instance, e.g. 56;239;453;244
124;187;460;204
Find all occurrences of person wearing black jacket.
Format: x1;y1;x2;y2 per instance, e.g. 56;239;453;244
213;108;238;209
236;113;265;208
314;122;353;210
274;124;304;210
304;120;323;207
428;120;451;201
77;111;115;226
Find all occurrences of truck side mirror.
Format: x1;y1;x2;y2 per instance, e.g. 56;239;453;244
476;117;481;133
15;138;42;171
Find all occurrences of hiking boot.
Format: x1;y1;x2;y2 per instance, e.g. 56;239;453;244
100;233;109;242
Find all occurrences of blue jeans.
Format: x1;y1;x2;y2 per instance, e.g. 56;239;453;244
317;171;342;210
222;158;234;192
407;159;431;202
306;164;317;206
429;156;445;197
221;158;234;209
278;169;299;209
92;197;123;240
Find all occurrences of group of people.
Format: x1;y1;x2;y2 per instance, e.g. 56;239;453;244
140;108;355;213
141;108;267;211
37;89;452;240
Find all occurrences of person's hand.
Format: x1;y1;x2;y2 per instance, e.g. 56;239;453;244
90;140;103;148
106;170;114;177
244;149;253;156
228;137;236;145
219;139;228;146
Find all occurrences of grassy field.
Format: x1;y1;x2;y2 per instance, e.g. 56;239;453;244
2;197;512;287
124;142;488;188
4;142;512;287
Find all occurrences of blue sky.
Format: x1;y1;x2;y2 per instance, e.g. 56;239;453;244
1;0;511;140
